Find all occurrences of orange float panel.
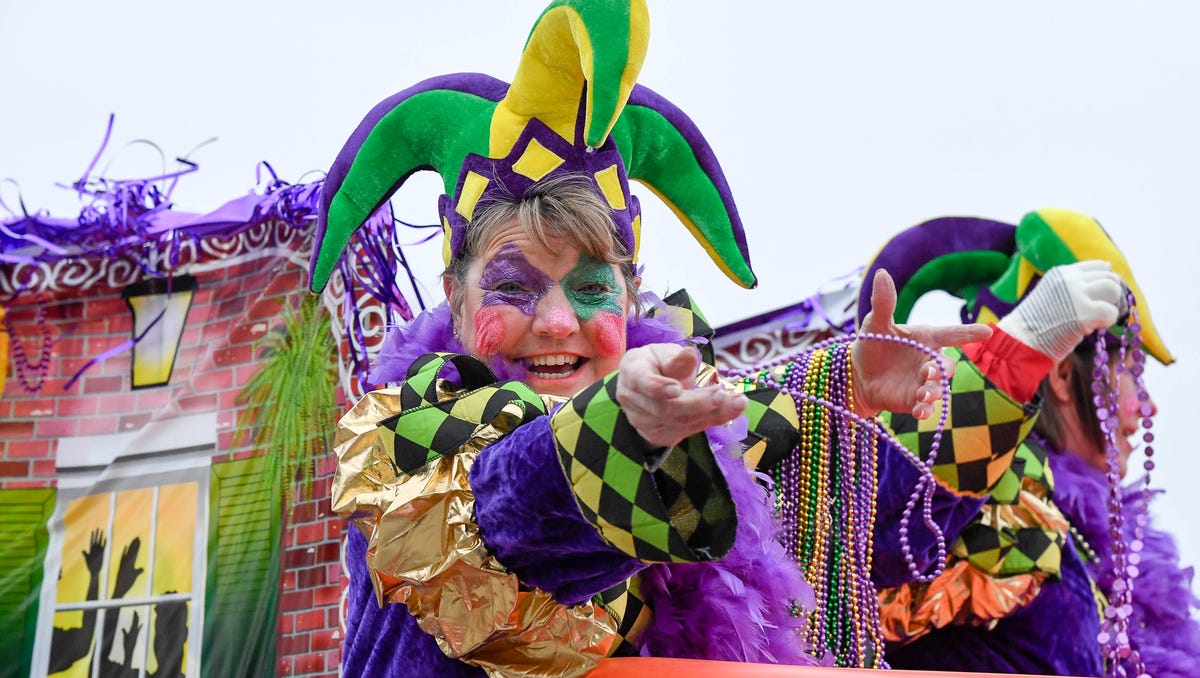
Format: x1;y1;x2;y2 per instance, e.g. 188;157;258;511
588;657;1088;678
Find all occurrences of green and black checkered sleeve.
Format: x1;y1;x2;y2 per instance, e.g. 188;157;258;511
549;372;737;563
881;347;1040;497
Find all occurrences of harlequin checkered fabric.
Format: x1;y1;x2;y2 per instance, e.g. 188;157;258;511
732;370;802;472
656;289;716;364
882;347;1040;496
377;353;547;474
550;372;736;563
593;578;651;657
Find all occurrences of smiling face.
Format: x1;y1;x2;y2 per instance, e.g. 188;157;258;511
447;218;632;397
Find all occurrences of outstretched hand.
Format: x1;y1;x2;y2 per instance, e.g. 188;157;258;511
853;269;992;419
617;343;747;449
83;529;106;576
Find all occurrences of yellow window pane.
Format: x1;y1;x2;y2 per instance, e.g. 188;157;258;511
58;493;112;604
48;610;93;678
109;487;154;600
147;601;190;676
153;482;198;595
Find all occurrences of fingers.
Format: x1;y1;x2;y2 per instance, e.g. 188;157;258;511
656;344;701;383
626;386;747;448
921;322;992;348
862;269;898;333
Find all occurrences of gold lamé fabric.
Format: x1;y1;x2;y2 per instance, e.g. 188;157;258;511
879;559;1043;643
332;387;621;678
878;470;1070;644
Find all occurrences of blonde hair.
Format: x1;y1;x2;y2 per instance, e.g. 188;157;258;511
445;174;640;314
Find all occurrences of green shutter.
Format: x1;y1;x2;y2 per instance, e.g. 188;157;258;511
203;456;282;678
0;488;55;678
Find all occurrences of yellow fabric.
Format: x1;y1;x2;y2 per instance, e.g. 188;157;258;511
489;1;648;156
332;388;620;677
0;306;8;395
1030;207;1173;364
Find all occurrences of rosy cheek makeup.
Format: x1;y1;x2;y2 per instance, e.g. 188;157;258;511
473;307;507;357
591;310;625;357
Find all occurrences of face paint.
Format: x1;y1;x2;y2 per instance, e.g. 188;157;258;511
560;254;624;322
473;306;507;357
478;243;555;315
591;310;625;357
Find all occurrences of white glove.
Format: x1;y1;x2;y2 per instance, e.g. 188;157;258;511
997;260;1127;362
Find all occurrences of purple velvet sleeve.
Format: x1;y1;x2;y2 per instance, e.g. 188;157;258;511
871;438;986;587
470;415;646;606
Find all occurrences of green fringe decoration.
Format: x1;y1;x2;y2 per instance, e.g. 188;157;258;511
232;294;338;516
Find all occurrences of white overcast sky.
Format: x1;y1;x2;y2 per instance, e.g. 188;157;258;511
3;2;1199;569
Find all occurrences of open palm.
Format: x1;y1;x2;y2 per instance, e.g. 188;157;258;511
852;269;991;419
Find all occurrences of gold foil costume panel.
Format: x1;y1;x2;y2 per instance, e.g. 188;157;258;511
332;388;620;678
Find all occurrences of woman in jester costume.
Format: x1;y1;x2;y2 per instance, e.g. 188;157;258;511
859;209;1200;676
309;1;988;675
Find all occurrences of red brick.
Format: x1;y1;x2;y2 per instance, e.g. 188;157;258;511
83;297;129;318
290;502;317;524
32;460;55;477
326;607;342;628
179;326;202;347
217;297;248;321
11;399;55;417
311;628;340;652
35;418;77;438
108;315;132;334
315;542;340;564
87;335;129;355
326;564;342;583
135;389;174;412
312;584;341;608
296;565;325;589
54;336;87;357
277;611;295;634
5;439;52;459
213;344;255;367
191;368;234;392
291;652;324;675
56;398;98;416
281;589;313;612
264;269;305;297
281;570;297;591
118;412;152;432
0;421;35;439
78;417;120;436
326;520;343;541
98;393;138;414
178;393;218;414
276;656;293;676
83;375;123;394
295;609;326;632
0;461;31;479
72;319;108;335
247;298;284;322
202;320;233;343
278;632;310;656
294;523;325;546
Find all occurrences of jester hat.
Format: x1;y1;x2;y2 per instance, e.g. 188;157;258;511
309;0;755;294
856;208;1173;365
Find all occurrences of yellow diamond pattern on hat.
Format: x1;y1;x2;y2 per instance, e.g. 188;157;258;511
455;170;491;221
594;164;627;210
511;137;565;181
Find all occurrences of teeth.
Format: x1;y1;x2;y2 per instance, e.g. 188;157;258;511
529;354;579;367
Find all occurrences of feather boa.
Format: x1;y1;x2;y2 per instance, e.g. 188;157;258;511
636;419;818;665
367;297;818;664
1049;448;1200;678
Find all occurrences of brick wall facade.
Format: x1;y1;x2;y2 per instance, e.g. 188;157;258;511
2;252;346;677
